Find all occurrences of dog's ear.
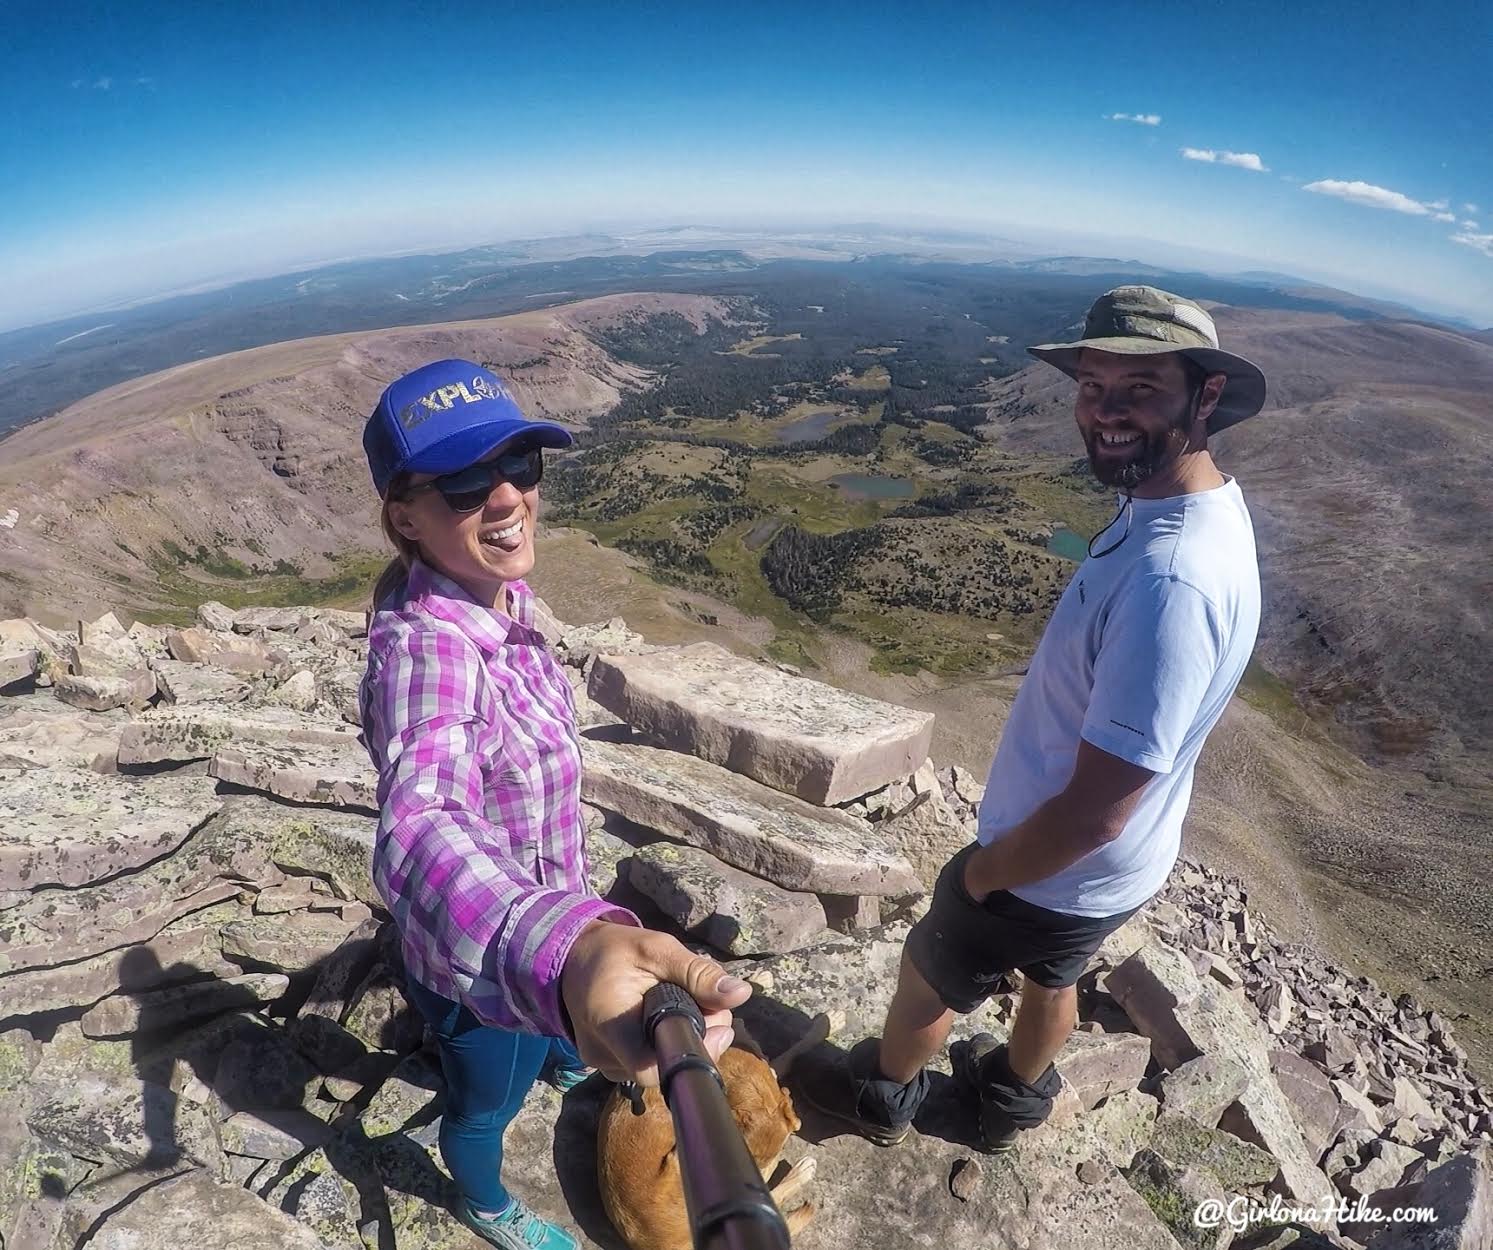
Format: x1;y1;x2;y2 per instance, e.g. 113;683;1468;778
770;1012;835;1081
732;1018;768;1062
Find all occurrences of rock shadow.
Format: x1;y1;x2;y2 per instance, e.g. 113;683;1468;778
734;988;985;1153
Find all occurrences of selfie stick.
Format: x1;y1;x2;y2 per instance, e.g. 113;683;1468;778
641;983;792;1250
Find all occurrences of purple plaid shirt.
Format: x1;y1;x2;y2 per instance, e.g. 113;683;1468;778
360;558;638;1037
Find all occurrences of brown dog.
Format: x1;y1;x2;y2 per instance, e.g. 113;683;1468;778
596;1013;832;1250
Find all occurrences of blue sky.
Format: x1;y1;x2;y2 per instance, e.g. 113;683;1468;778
2;0;1490;331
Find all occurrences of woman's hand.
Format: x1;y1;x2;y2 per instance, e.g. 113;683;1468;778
559;921;752;1085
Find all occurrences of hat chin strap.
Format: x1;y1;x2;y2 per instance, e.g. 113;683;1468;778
1088;491;1133;559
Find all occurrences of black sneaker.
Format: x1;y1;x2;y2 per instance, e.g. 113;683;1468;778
949;1033;1020;1154
795;1039;928;1148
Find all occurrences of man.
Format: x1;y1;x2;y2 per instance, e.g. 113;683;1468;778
802;285;1265;1152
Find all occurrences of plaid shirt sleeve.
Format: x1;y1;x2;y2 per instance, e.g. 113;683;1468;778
365;624;635;1037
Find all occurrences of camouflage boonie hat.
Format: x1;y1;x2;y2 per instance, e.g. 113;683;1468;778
1028;285;1267;433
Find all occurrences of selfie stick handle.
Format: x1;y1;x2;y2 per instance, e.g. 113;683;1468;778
642;983;792;1250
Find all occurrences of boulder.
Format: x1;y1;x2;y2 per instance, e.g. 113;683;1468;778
1105;944;1336;1221
265;669;318;711
154;659;253;706
1058;1030;1154;1110
626;841;831;956
1158;1053;1252;1128
1082;1087;1163;1168
221;911;360;974
1341;1138;1425;1198
166;626;278;672
585;824;635;899
209;738;377;810
233;606;310;633
0;768;220;892
1124;1146;1233;1250
587;642;934;805
258;805;380;906
0;647;37;688
80;973;289;1039
340;966;423;1054
197;601;239;632
213;1029;321;1112
52;667;157;711
1366;1144;1491;1249
88;1169;328;1249
582;737;918;896
876;791;972;891
1271;1049;1341;1160
221;1108;332;1161
1149;1112;1281;1189
1333;1078;1387;1134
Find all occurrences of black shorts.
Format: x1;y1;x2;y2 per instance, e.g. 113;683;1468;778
906;843;1141;1012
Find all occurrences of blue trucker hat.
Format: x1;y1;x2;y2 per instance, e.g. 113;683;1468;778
362;359;574;497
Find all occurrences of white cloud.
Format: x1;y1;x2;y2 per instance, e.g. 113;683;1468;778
1465;202;1481;215
93;76;112;90
1462;219;1481;230
1451;230;1493;260
1302;179;1458;220
1181;148;1268;172
1429;199;1450;211
1107;112;1161;126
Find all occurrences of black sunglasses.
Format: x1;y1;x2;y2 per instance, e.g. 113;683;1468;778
402;447;544;513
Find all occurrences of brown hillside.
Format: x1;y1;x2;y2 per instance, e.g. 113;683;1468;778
0;294;732;623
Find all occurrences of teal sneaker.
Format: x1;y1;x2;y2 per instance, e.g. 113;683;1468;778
456;1197;579;1250
542;1063;592;1093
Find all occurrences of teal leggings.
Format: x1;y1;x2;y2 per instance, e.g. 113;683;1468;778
405;978;583;1212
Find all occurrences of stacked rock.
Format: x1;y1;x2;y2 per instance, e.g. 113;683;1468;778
0;601;1489;1250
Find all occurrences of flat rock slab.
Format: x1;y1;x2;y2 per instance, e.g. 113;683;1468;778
0;693;129;770
210;738;377;810
588;643;934;805
0;905;247;1018
221;912;361;974
627;841;830;957
80;973;289;1039
118;705;358;766
0;768;221;892
582;737;918;896
28;1076;223;1173
86;1170;327;1250
153;659;253;706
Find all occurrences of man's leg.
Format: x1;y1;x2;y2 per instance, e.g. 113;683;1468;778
876;948;956;1086
1006;980;1078;1083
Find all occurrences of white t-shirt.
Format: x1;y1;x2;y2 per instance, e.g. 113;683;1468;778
977;475;1260;917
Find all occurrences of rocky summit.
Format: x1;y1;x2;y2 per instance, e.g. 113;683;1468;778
1;600;1490;1250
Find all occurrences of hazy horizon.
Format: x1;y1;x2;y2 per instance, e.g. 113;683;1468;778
3;3;1490;330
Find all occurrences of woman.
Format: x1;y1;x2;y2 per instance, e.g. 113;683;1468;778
359;359;749;1250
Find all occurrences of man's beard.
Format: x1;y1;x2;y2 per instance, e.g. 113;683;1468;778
1084;397;1196;489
